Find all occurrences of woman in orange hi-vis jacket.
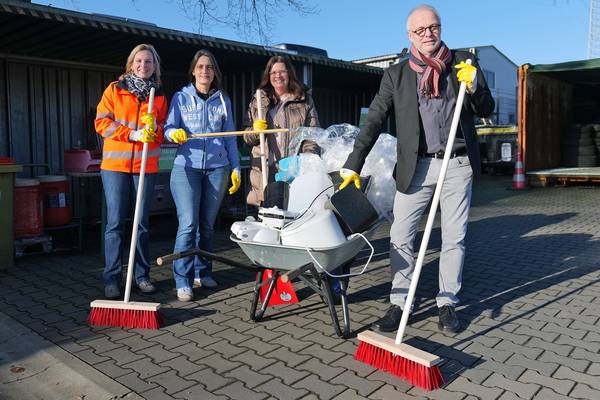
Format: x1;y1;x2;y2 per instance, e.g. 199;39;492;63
95;43;168;300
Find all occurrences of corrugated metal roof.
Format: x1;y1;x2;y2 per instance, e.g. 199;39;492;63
0;0;382;75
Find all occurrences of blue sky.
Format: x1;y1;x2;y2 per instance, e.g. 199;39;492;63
35;0;589;66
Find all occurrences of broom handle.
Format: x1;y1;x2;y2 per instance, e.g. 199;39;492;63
123;87;155;304
395;60;471;345
190;128;288;138
256;89;268;191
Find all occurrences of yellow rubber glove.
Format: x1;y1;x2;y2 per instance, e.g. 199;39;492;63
339;168;361;190
140;112;157;133
252;119;268;131
170;128;188;145
228;169;241;195
129;128;157;143
455;61;478;93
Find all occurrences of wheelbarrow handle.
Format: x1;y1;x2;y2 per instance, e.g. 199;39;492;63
280;264;313;283
156;249;199;266
156;248;253;270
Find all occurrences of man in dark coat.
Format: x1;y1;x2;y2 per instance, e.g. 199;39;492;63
340;4;495;333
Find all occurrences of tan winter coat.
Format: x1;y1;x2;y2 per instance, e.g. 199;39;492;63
243;90;320;205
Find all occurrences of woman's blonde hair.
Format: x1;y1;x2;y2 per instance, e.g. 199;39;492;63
120;43;162;86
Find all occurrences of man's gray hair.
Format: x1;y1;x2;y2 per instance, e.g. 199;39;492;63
406;4;441;31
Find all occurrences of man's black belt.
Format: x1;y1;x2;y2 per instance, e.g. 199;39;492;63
420;148;467;159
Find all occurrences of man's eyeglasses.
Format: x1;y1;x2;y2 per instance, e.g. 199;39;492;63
410;23;441;37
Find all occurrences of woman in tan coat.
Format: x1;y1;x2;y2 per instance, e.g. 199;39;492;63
243;55;320;205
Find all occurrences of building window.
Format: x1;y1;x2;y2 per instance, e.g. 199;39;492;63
509;113;515;124
483;69;495;88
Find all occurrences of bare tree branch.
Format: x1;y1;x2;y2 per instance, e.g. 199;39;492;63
167;0;318;43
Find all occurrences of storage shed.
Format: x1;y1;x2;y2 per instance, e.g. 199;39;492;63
518;58;600;185
0;0;382;173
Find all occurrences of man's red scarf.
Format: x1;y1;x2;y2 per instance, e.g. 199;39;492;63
408;42;451;98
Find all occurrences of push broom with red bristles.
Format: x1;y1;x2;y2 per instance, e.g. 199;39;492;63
88;87;163;329
355;59;474;390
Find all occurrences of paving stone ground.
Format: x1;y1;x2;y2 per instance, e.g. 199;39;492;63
1;175;599;399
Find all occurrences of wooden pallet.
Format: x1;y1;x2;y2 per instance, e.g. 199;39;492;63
527;167;600;187
14;234;52;258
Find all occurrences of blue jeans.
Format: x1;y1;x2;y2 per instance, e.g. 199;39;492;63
101;170;157;286
170;164;229;289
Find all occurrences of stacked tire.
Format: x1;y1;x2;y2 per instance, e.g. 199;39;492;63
562;124;597;167
593;124;600;162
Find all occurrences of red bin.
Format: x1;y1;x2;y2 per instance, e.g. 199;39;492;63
37;175;72;226
14;178;44;238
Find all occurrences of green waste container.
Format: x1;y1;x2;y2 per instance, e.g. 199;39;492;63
0;160;22;269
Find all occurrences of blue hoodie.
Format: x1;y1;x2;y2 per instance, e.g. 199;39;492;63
165;83;240;171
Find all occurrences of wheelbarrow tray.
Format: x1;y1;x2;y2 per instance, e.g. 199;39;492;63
229;220;381;272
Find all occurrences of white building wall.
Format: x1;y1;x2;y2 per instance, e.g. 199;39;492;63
474;47;518;125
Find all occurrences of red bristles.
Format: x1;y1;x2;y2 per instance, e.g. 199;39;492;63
88;307;163;329
354;341;444;391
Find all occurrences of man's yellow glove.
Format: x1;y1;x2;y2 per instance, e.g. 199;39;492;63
129;128;156;143
253;119;268;131
140;112;157;133
228;169;241;195
455;61;477;94
339;168;361;190
170;128;188;145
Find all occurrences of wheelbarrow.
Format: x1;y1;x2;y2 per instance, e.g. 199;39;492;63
157;219;382;338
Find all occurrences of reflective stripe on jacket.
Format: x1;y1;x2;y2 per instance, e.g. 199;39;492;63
95;81;168;173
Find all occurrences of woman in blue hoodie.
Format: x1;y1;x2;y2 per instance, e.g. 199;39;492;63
165;49;240;301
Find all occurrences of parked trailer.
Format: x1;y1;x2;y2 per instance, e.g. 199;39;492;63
518;58;600;186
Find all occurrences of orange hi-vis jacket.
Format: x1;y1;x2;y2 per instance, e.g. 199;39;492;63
95;81;168;173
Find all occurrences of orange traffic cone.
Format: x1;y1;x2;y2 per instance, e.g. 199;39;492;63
259;269;299;306
512;151;528;189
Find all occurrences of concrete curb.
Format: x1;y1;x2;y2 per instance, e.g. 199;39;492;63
0;311;143;400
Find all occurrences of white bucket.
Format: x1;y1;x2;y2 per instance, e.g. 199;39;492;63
280;209;346;248
231;221;280;244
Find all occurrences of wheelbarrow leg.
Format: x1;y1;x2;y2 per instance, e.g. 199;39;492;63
320;274;348;338
250;270;263;321
251;269;279;322
338;263;351;338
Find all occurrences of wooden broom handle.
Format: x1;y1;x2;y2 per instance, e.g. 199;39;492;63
190;128;288;138
256;89;268;191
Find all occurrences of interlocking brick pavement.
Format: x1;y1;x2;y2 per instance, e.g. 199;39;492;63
2;176;600;399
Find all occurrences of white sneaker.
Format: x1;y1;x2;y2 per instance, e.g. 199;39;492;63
193;278;202;288
177;287;194;302
200;276;218;288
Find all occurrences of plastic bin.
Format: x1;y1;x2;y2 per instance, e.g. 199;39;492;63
37;175;72;226
0;160;22;268
14;178;44;239
64;149;102;173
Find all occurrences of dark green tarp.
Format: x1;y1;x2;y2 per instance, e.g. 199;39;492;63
527;58;600;85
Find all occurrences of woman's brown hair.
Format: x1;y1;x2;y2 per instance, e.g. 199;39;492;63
188;49;224;91
257;56;304;101
120;43;162;86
